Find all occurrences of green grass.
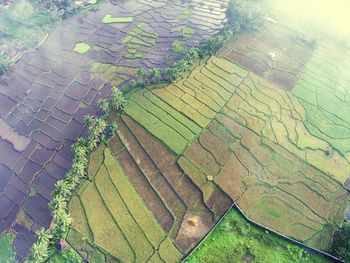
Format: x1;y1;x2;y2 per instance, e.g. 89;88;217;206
0;232;16;263
185;208;331;263
182;26;196;38
171;40;185;54
73;43;91;54
102;14;133;24
103;148;167;246
131;92;197;141
28;186;37;197
48;246;83;263
95;164;154;262
124;100;188;154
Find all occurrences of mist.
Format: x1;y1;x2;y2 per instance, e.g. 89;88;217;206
265;0;350;45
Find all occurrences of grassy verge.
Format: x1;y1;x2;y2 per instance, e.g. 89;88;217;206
185;208;331;263
0;232;16;262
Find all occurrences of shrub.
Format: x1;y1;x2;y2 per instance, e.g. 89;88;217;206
332;221;350;262
171;40;185;54
226;0;266;33
0;55;10;76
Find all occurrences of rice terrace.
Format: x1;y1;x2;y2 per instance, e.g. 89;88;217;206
0;0;349;262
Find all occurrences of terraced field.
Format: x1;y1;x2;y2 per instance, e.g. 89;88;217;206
292;45;350;187
68;146;182;262
1;0;350;261
68;36;350;260
0;0;229;258
179;43;350;250
68;114;232;262
124;56;248;154
220;22;314;91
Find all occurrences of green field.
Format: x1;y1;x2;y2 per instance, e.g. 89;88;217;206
292;45;350;161
73;43;91;54
185;208;331;263
68;146;182;262
103;14;133;23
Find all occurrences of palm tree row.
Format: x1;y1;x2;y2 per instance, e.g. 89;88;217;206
26;87;126;262
135;26;235;88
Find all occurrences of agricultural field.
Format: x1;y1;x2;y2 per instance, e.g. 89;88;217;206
185;208;331;263
0;0;229;259
68;146;182;262
219;22;314;91
0;0;349;262
292;45;350;177
179;45;350;251
67;116;232;262
66;32;349;261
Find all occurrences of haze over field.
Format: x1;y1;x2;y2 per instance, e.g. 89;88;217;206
266;0;350;45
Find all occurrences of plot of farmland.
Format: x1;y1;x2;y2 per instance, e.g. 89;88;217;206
70;38;350;259
68;115;232;261
68;146;182;262
0;0;229;258
219;22;314;91
124;56;248;154
1;0;350;260
180;71;349;251
292;45;350;185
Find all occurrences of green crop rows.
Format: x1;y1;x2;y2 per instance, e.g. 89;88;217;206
292;45;350;162
68;146;181;262
125;56;247;154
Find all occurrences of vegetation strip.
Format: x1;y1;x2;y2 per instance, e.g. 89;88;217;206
103;14;133;24
26;87;126;262
184;205;338;263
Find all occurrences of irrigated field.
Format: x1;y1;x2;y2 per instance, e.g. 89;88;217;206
67;34;350;262
219;22;314;91
68;146;182;262
68;34;350;261
0;0;230;258
124;56;248;154
292;45;350;186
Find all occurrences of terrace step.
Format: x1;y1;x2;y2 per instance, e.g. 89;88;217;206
107;135;173;235
117;119;186;239
121;115;217;252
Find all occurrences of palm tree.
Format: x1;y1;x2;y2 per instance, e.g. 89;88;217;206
185;47;199;61
53;210;73;237
110;87;126;111
72;161;85;178
84;115;94;126
98;99;110;114
31;241;48;263
66;171;79;185
49;195;67;212
36;228;52;244
54;180;71;197
151;68;161;82
136;67;148;85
